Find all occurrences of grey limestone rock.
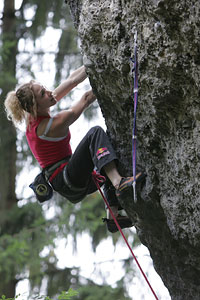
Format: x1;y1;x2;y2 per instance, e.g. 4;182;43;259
66;0;200;299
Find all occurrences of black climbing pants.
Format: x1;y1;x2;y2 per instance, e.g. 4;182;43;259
51;126;120;206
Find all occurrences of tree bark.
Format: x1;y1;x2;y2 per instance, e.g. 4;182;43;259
66;0;200;299
1;0;17;210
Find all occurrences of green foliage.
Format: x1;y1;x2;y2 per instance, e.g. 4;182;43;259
0;202;44;235
0;295;16;300
0;288;78;300
0;233;29;275
0;203;52;284
77;282;131;300
0;295;19;300
47;289;79;300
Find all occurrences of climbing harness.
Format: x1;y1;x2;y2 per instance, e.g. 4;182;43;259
130;31;138;203
92;172;159;300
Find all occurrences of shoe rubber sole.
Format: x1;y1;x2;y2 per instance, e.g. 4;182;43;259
116;172;146;201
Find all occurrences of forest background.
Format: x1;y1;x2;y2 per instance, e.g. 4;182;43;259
0;0;170;299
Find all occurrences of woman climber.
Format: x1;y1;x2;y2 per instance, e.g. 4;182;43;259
4;65;143;233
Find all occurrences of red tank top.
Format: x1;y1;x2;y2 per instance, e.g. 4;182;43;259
26;116;72;168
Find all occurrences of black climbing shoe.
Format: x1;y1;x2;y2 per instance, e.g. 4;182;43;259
115;173;146;203
103;215;133;233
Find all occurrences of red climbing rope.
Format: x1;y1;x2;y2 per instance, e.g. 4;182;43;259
92;173;159;300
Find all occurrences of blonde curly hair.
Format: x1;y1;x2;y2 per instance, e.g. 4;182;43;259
4;81;37;126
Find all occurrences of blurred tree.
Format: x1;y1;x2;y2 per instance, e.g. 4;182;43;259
0;0;18;296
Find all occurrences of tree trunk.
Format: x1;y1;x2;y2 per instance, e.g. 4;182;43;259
1;0;17;210
0;0;17;297
66;0;200;299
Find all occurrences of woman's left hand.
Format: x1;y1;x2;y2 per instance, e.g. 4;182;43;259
85;90;97;107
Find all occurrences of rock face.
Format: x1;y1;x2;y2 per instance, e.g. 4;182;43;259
66;0;200;299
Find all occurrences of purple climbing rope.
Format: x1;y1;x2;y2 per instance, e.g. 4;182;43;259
131;31;138;202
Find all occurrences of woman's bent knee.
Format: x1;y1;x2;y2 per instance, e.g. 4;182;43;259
88;126;104;135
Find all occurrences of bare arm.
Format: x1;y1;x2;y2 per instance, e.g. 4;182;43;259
53;66;87;102
48;90;97;137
